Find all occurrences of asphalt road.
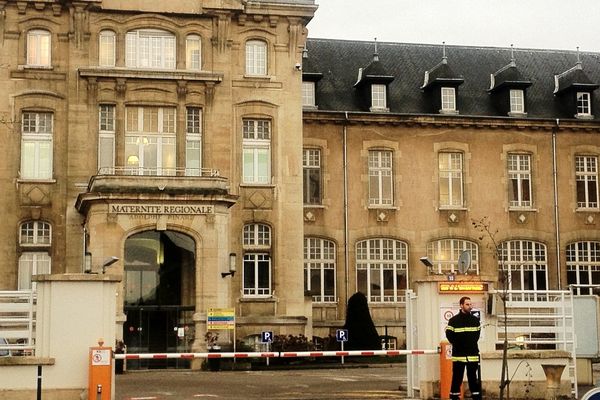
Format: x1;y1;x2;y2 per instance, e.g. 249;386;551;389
115;364;408;400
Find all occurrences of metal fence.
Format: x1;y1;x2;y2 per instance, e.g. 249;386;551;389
0;290;36;354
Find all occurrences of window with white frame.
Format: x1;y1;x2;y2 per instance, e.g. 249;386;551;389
27;29;51;67
508;153;532;208
576;155;599;209
18;220;52;291
368;150;393;206
567;241;600;295
18;253;51;291
509;89;525;113
98;105;116;173
98;30;116;67
242;119;271;184
371;84;387;110
125;29;176;69
356;238;408;303
498;240;547;296
302;81;316;107
243;223;271;296
245;40;267;76
125;106;176;175
577;92;591;116
186;107;202;176
186;34;201;70
303;148;321;204
441;87;456;112
427;239;479;274
21;112;53;180
304;237;336;303
20;221;51;246
438;152;464;208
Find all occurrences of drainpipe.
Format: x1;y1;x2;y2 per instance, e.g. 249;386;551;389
552;119;562;289
343;112;350;307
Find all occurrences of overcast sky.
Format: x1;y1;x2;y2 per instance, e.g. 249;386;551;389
307;0;600;53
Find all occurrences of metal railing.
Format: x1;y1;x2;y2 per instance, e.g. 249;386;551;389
0;290;36;354
97;166;220;177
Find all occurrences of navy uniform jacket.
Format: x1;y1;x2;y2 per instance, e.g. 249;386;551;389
445;310;481;362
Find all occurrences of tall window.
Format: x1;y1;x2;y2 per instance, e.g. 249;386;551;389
125;106;176;175
356;238;408;303
441;87;456;112
242;119;271;184
508;153;532;208
371;84;387;110
499;240;547;296
98;105;116;172
186;107;202;176
567;241;600;295
304;237;336;303
368;150;393;206
21;112;53;179
98;30;116;67
18;221;52;290
438;152;464;208
243;223;271;296
302;81;316;107
245;40;267;76
27;29;51;67
577;92;591;116
186;34;201;70
510;89;525;113
427;239;479;274
126;29;176;69
576;155;599;209
303;148;321;204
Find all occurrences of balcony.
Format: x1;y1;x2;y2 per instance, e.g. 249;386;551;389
87;167;229;195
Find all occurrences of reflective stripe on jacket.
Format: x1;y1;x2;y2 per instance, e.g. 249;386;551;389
445;310;480;361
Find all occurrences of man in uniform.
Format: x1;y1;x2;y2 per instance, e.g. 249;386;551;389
445;296;481;400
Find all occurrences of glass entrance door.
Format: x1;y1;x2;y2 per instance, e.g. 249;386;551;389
123;230;196;369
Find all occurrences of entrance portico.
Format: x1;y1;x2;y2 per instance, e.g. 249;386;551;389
75;170;237;359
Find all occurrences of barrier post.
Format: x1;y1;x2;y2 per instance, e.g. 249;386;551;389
88;339;113;400
439;340;464;399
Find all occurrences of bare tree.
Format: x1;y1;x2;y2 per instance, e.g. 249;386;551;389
472;216;510;400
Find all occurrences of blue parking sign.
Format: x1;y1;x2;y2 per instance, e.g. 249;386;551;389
336;329;348;342
261;331;273;343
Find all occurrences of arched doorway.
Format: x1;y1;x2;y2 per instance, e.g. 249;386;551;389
123;230;196;369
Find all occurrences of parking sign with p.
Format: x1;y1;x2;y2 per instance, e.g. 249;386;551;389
336;329;348;342
261;331;273;343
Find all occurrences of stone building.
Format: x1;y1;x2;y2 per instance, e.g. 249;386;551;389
1;0;600;364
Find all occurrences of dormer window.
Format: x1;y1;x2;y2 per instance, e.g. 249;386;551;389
577;92;591;116
302;81;316;108
371;84;387;110
441;87;456;112
510;89;525;114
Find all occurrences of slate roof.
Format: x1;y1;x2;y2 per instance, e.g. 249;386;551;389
303;38;600;119
421;58;464;89
489;61;532;92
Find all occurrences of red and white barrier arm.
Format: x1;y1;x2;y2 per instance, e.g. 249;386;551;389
114;349;438;360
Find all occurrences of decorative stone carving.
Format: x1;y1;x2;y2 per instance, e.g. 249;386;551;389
176;80;188;100
69;2;89;49
20;185;51;206
288;17;301;57
115;78;126;97
377;211;388;222
304;210;315;222
204;82;215;106
0;2;5;46
16;1;27;14
269;15;278;28
518;213;527;224
448;212;458;223
212;13;230;54
237;14;246;26
586;214;595;225
87;77;97;104
51;3;62;16
33;2;46;11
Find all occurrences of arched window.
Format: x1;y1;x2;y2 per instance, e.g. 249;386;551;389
27;29;51;67
242;223;271;296
499;240;547;299
99;30;116;67
186;34;201;70
245;40;267;76
356;238;408;303
304;237;336;302
126;29;176;69
18;221;52;290
427;239;479;274
567;241;600;295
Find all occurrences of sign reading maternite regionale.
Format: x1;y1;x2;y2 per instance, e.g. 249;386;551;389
207;308;235;330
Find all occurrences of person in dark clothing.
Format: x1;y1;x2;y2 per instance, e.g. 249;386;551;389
343;292;380;350
445;296;481;400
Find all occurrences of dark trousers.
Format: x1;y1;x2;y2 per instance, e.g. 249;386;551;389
450;361;481;400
